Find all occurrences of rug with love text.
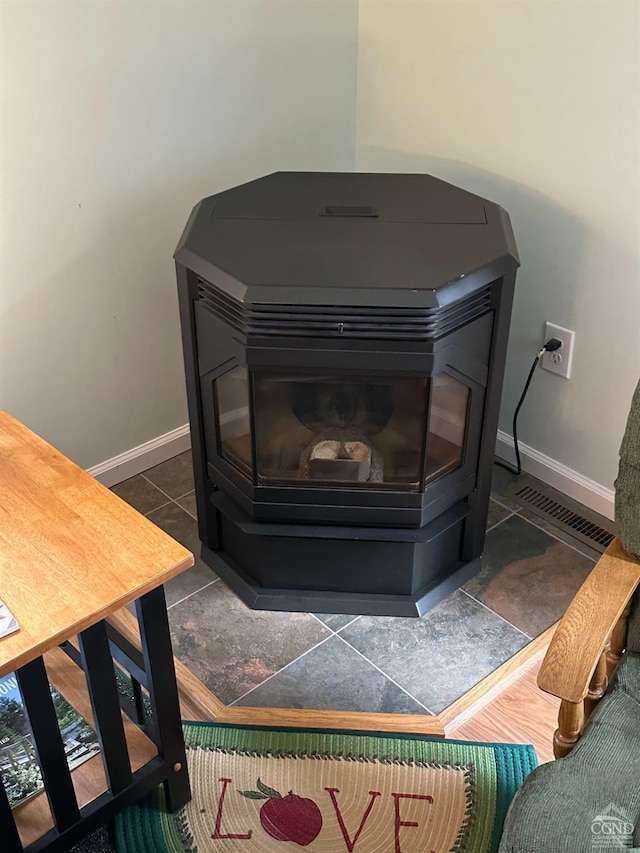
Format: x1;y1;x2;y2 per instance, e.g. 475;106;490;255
114;722;536;853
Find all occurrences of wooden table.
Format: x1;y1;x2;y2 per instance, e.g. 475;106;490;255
0;413;195;852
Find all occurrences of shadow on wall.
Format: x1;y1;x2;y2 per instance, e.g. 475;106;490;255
355;145;590;460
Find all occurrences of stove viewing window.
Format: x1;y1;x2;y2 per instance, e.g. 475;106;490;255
215;370;471;492
176;171;519;616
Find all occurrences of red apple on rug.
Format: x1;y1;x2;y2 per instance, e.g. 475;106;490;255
240;778;323;845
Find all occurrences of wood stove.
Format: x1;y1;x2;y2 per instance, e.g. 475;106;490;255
175;172;519;616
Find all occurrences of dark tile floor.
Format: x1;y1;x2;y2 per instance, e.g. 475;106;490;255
112;453;596;717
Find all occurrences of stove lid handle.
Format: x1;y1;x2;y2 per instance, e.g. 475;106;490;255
319;205;379;218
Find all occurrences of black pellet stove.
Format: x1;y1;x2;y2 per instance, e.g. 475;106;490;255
175;172;519;616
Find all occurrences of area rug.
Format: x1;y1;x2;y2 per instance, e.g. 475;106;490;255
114;722;536;853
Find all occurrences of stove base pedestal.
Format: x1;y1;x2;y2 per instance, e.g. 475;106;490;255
202;544;480;618
199;494;482;617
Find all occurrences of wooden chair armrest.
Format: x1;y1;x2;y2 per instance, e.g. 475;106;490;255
538;538;640;703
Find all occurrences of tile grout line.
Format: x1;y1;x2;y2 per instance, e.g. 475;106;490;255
176;502;198;522
489;495;519;514
112;477;191;520
135;472;196;520
228;633;337;706
459;588;532;641
139;472;181;505
333;615;363;631
485;509;516;534
309;613;341;633
142;499;175;517
167;578;219;611
139;474;196;512
513;510;599;563
319;614;363;633
332;633;435;715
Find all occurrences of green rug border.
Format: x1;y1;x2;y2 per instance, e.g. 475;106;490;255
115;720;537;853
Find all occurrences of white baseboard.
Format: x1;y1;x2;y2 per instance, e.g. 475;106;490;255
495;429;615;520
88;424;191;487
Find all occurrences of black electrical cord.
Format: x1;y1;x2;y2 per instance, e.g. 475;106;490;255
495;337;562;477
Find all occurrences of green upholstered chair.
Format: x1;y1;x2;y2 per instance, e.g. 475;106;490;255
499;380;640;852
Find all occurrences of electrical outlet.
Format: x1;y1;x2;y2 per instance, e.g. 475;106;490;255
541;322;575;379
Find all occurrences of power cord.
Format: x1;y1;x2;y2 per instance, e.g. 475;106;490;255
494;337;562;476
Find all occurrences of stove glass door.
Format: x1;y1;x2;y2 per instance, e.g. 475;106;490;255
252;373;429;490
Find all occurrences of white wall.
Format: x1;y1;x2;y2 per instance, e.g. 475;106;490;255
357;0;640;502
0;0;358;469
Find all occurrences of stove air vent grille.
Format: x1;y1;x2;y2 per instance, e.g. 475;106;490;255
197;279;246;334
196;278;492;341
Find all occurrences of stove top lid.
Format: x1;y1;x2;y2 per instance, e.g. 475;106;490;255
210;171;487;224
175;172;519;308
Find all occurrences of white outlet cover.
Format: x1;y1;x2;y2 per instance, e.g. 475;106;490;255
542;322;575;379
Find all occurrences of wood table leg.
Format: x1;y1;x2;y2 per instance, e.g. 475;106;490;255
135;586;191;811
78;621;133;795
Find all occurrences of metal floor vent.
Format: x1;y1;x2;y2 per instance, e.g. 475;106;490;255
506;477;615;554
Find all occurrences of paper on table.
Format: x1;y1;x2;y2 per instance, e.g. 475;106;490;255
0;600;19;639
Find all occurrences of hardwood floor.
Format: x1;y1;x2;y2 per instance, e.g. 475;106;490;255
446;660;560;764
